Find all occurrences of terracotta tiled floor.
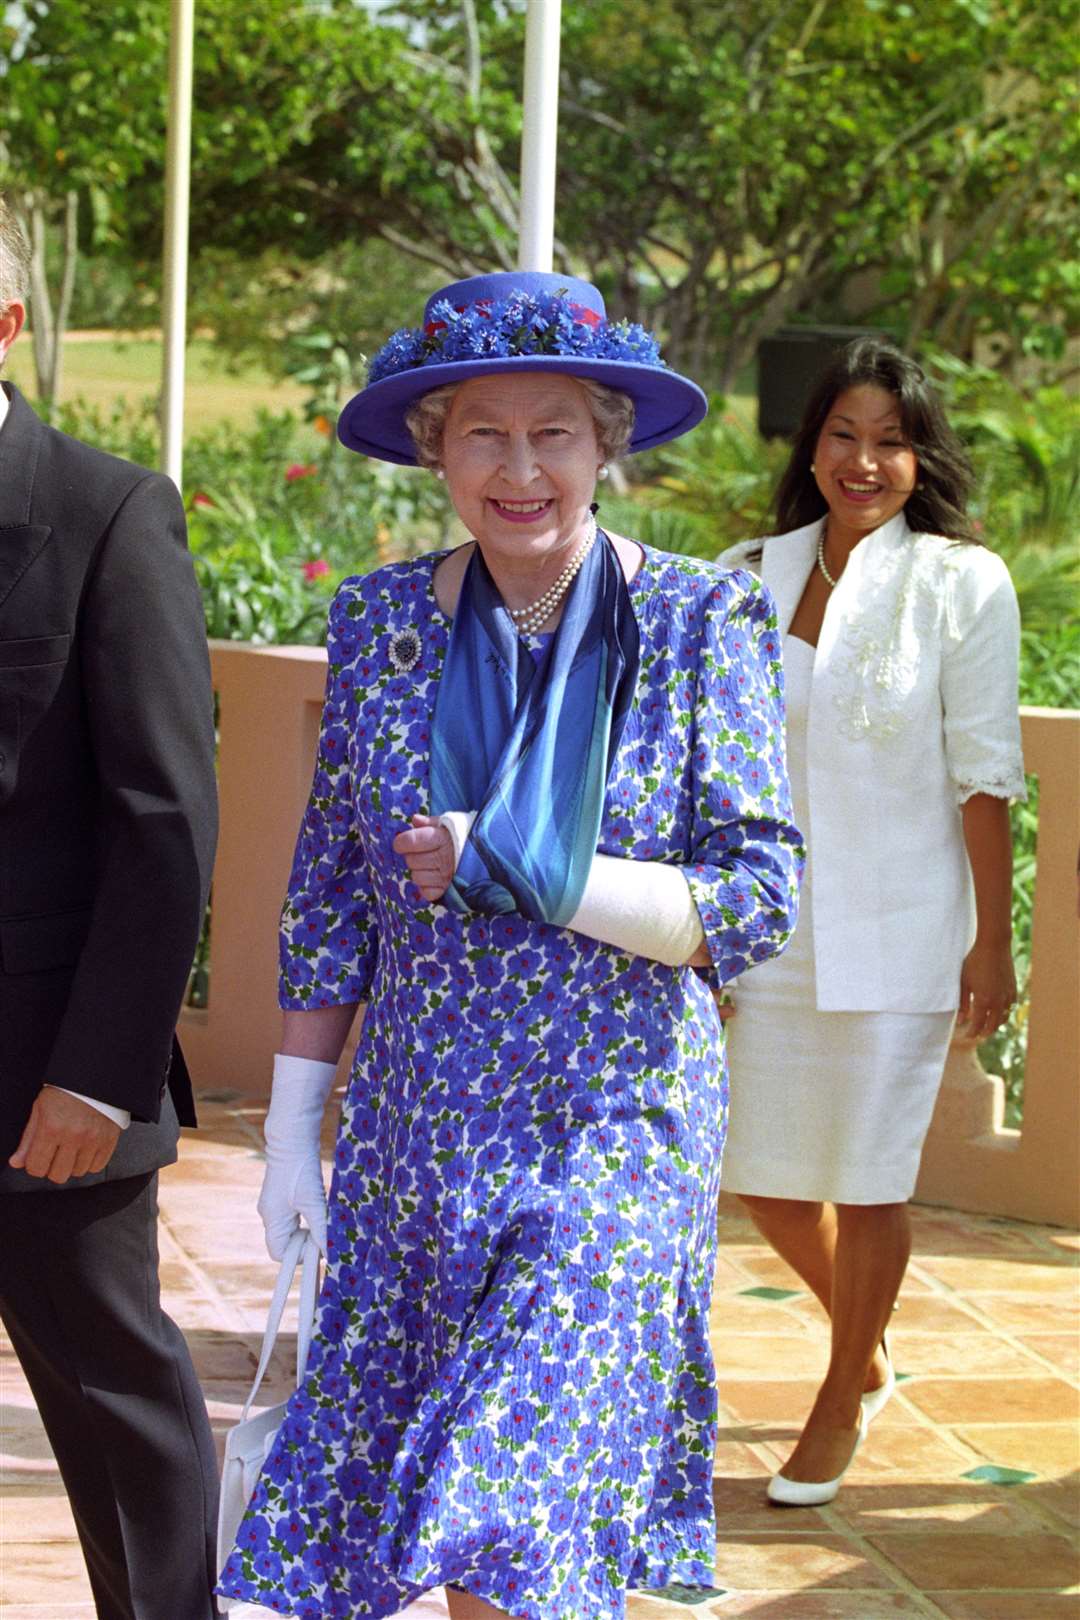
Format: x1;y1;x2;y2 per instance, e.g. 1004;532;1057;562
2;1094;1078;1618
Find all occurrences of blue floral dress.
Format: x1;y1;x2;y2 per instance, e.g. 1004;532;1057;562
218;545;802;1620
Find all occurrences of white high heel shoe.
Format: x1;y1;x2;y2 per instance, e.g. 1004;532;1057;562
766;1408;868;1507
860;1334;896;1425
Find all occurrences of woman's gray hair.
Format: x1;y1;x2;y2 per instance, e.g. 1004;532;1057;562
404;377;636;471
405;384;460;471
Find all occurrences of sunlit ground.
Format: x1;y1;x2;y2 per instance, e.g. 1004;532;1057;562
2;1093;1077;1617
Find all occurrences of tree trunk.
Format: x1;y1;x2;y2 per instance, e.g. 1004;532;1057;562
50;191;79;402
28;196;55;402
25;190;79;405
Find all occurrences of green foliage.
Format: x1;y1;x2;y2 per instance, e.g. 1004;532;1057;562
594;498;715;560
189;491;337;645
187;240;446;402
35;396;453;645
2;0;170;203
183;415;455;643
36;392;161;465
5;1;1075;388
929;355;1080;630
546;0;1080;381
618;399;792;559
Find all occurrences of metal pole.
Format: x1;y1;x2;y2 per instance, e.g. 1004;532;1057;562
518;0;562;272
161;0;194;488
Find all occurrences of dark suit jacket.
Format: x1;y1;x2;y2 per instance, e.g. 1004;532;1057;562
0;384;218;1190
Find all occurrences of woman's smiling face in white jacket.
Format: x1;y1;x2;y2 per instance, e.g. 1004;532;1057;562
813;384;919;548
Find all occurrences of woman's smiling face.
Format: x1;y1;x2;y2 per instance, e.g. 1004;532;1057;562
812;384;919;544
440;372;603;571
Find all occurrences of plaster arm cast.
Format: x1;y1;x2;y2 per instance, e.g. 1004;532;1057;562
438;810;706;967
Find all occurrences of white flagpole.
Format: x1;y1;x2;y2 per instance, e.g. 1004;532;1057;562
161;0;194;488
518;0;562;271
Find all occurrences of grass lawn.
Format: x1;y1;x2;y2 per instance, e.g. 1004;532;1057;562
7;332;311;435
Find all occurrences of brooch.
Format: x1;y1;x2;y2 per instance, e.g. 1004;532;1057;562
388;628;422;674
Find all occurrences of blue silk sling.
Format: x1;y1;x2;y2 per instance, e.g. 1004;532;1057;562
429;530;640;925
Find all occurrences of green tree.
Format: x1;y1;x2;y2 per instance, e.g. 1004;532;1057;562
0;0;173;396
3;0;1075;396
1;0;521;388
187;0;1080;385
539;0;1079;384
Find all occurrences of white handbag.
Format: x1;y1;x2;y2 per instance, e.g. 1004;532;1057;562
216;1228;322;1599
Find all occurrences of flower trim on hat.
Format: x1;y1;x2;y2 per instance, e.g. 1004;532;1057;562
367;289;665;385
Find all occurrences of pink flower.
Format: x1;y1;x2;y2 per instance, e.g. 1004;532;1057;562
191;492;214;509
302;558;331;582
285;462;318;483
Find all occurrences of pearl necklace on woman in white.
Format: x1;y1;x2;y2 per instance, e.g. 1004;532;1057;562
817;531;843;589
507;513;599;636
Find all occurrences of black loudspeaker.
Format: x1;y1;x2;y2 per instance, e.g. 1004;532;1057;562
757;326;877;440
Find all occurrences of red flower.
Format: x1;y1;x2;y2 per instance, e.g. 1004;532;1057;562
302;558;330;581
191;492;214;509
285;462;318;482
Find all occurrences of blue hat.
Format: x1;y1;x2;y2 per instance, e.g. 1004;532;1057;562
337;270;708;464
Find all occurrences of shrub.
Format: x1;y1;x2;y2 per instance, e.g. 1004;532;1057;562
41;398;456;644
609;397;789;558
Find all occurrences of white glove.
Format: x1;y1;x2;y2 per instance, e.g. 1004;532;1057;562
257;1053;337;1260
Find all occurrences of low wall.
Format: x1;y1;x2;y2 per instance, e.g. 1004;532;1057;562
914;707;1080;1227
179;646;1080;1227
176;643;357;1096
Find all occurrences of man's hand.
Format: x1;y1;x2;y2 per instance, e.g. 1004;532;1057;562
9;1087;121;1184
393;814;457;903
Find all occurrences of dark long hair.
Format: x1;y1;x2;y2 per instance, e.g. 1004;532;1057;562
773;337;979;543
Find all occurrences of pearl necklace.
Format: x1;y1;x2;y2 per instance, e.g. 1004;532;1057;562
816;532;840;589
508;515;598;635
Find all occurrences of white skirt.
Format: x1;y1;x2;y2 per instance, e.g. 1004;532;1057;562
719;635;955;1205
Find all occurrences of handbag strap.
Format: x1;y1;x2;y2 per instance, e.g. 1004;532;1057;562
241;1228;322;1421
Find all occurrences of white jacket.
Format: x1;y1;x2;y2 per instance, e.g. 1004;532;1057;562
721;513;1025;1012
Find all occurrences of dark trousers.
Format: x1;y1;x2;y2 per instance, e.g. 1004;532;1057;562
0;1173;219;1620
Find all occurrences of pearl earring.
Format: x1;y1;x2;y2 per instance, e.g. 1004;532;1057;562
598;465;609;481
810;462;817;473
434;467;445;480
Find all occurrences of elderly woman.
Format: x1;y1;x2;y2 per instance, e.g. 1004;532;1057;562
218;271;803;1620
719;337;1025;1506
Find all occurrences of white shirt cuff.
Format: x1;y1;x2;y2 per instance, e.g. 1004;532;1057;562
49;1087;131;1130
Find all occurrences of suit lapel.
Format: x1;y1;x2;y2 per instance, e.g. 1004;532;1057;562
0;385;54;611
759;521;820;635
0;525;54;611
0;384;44;525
